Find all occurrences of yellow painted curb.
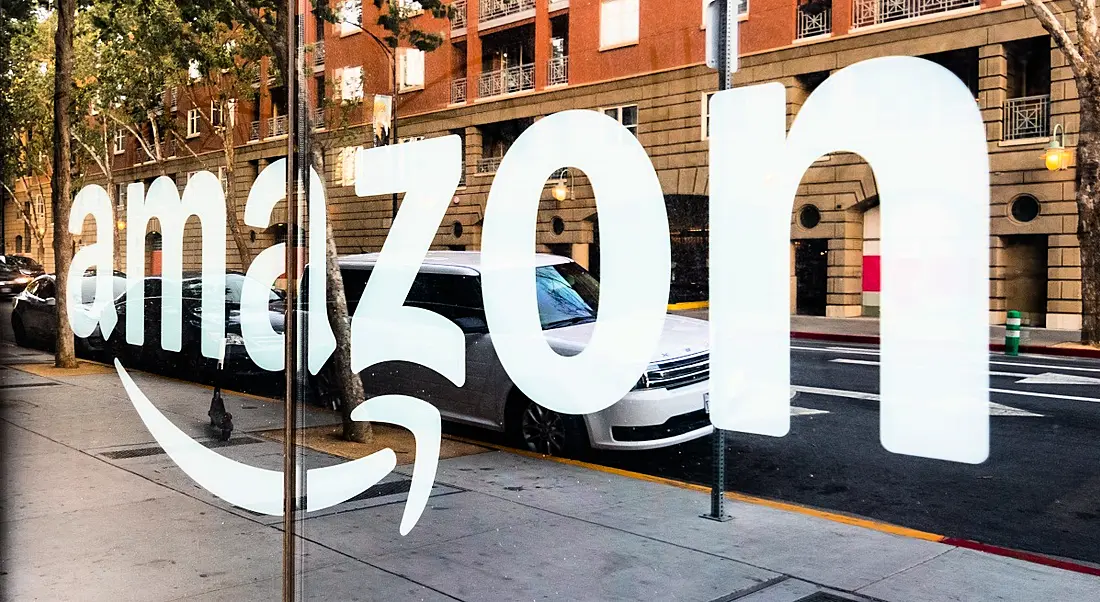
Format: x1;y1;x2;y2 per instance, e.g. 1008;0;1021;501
446;434;944;543
667;301;710;311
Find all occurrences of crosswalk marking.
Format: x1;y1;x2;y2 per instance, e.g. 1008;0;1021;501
829;358;1034;380
790;385;1044;417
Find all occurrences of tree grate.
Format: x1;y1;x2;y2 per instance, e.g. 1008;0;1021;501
100;436;262;459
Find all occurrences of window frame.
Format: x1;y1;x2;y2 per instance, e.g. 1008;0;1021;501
186;108;201;138
599;0;640;51
113;129;125;154
602;104;639;137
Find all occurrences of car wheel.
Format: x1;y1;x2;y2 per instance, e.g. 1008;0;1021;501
507;391;589;458
11;315;29;347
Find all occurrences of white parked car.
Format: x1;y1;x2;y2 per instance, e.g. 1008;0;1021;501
308;251;712;455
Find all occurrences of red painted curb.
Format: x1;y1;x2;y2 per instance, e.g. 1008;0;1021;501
791;332;1100;359
941;537;1100;577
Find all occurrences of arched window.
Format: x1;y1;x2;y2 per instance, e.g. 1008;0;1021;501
15;235;23;254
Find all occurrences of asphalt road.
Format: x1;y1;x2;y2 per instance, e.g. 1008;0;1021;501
601;339;1100;565
5;300;1100;564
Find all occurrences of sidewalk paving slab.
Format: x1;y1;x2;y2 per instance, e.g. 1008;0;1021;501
5;364;1100;601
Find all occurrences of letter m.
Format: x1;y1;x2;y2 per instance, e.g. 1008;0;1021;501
708;57;990;464
125;173;227;358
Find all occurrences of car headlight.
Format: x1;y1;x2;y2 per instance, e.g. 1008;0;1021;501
13;275;30;284
224;333;245;346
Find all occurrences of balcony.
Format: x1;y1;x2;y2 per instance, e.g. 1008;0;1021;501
476;156;503;174
451;78;468;104
851;0;979;29
313;40;325;67
268;114;289;137
796;5;831;39
170;87;178;111
548;56;568;86
250;120;260;141
312;107;325;130
1004;95;1050;141
451;0;467;32
479;0;535;29
478;64;534;98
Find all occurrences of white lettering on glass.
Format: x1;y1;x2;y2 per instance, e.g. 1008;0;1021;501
709;56;990;463
480;110;671;415
350;136;465;386
125;173;226;357
67;184;117;338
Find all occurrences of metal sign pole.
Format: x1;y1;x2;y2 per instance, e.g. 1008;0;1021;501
703;0;736;523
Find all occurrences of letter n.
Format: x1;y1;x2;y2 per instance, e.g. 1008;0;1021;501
709;57;989;463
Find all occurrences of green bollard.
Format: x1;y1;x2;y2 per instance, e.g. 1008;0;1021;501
1006;310;1021;356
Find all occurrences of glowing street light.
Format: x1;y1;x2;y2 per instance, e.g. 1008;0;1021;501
1043;123;1071;172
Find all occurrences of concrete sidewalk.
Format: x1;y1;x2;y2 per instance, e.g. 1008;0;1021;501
3;346;1099;601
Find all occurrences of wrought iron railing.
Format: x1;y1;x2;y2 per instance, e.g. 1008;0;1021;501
478;63;535;98
451;78;468;104
479;0;535;23
249;120;260;141
312;107;325;129
1004;95;1050;141
548;56;568;86
452;0;467;30
796;6;831;38
852;0;979;28
170;87;178;111
313;40;325;66
476;156;503;174
268;114;289;137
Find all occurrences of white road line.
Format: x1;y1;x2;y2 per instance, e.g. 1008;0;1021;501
990;388;1100;404
1015;372;1100;385
797;345;1100;374
790;385;1044;417
791;406;829;416
827;358;1033;379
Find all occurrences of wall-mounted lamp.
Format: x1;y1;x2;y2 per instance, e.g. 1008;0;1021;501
551;168;575;202
116;219;126;231
1043;123;1071;172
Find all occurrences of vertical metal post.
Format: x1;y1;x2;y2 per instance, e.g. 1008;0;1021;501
703;0;736;523
282;1;301;600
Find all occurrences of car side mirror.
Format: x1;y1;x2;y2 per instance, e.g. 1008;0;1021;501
454;316;489;334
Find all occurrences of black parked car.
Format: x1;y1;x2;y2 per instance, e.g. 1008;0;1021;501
0;255;44;297
10;272;127;354
108;272;287;381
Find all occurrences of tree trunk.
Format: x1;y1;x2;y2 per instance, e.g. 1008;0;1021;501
52;0;77;369
223;128;251;268
108;172;122;271
1077;87;1100;345
324;216;371;443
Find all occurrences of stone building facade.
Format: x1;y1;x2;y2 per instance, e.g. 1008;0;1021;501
2;0;1086;330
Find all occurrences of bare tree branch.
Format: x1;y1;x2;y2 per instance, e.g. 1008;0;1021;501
1024;0;1091;80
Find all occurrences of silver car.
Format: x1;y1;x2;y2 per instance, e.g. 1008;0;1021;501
312;251;712;455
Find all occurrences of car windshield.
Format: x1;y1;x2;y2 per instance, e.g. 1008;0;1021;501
536;262;599;330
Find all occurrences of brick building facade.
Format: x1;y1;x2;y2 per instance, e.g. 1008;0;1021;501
2;0;1086;329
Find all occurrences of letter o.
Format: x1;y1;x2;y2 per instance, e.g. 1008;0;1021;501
481;110;671;415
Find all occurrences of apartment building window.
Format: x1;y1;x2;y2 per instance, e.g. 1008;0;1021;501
335;146;363;186
599;0;639;49
113;129;125;154
336;66;364;100
398;136;426;143
115;183;126;210
604;104;638;137
33;195;45;218
340;0;362;36
398;48;426;91
211;102;224;128
397;0;423;17
187;108;201;137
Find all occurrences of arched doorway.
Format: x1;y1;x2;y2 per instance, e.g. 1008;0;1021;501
145;232;163;276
